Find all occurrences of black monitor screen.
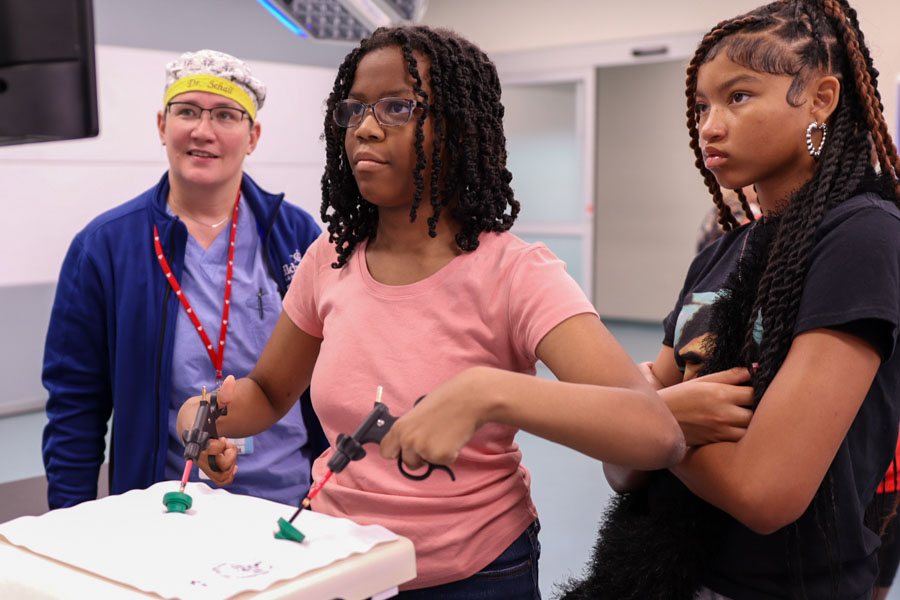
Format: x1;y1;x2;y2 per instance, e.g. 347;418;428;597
0;0;99;146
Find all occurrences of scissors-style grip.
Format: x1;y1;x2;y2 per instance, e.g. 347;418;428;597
205;392;227;472
393;396;456;481
205;392;227;437
397;456;456;481
328;395;457;483
182;392;228;472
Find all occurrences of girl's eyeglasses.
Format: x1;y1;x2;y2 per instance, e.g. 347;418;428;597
333;97;425;128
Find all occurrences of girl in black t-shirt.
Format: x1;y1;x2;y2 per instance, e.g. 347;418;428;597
562;1;900;599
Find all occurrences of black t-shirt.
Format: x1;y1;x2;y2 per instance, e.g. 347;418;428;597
662;194;900;599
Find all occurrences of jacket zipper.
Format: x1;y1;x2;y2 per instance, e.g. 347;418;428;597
263;196;286;296
152;222;177;483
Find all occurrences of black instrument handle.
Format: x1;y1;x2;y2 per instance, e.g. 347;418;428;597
327;395;457;482
353;402;399;446
394;395;455;481
205;391;227;472
397;456;456;481
182;391;228;472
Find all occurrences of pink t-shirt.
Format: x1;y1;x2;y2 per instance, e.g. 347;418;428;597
284;230;597;589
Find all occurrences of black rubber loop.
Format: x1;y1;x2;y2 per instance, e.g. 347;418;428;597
397;454;456;481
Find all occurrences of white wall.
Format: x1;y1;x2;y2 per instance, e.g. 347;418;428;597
423;0;900;141
0;45;335;288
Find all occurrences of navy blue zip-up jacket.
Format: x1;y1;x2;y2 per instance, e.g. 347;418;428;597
42;172;326;509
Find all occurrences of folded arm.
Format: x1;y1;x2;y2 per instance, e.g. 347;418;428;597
670;328;879;534
603;344;755;492
603;344;684;492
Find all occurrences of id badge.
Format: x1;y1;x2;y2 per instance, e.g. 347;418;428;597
230;436;254;455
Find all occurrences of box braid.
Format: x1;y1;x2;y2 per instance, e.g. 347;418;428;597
686;12;766;232
320;25;519;268
686;1;900;596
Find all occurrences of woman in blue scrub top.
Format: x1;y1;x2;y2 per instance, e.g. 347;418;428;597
41;49;325;509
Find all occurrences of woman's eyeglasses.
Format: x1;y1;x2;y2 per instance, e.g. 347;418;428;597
166;101;250;129
333;97;424;128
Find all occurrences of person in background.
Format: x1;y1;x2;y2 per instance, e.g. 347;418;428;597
871;437;900;600
179;25;684;598
695;185;760;252
42;49;325;510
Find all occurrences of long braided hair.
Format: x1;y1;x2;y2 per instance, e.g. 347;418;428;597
686;0;899;387
687;0;900;595
320;25;519;268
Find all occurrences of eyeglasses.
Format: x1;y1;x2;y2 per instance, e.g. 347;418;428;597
333;97;424;128
166;101;250;129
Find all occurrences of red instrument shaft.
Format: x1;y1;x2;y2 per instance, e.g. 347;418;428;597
301;469;333;508
179;459;193;493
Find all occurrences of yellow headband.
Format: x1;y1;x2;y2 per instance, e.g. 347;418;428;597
163;74;257;120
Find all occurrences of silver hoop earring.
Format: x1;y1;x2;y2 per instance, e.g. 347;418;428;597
806;121;827;159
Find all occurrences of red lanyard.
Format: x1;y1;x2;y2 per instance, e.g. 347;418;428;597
153;193;240;384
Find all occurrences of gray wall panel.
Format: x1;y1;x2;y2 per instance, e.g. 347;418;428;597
0;283;55;416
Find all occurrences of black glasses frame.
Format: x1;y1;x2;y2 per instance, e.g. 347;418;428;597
333;97;426;128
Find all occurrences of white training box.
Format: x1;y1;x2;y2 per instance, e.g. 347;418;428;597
0;481;416;600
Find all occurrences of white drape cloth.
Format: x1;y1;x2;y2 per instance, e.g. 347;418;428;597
0;482;399;599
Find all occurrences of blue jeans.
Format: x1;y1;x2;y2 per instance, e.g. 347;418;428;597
395;520;541;600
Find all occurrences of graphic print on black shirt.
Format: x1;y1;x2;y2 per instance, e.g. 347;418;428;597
667;195;900;599
671;216;777;384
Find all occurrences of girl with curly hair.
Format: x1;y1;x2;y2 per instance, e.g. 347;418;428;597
177;25;683;598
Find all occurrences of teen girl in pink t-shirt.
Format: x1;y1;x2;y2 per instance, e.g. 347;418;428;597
177;25;684;598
